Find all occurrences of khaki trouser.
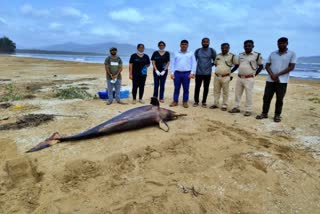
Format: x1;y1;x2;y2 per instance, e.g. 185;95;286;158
234;77;255;112
213;76;230;107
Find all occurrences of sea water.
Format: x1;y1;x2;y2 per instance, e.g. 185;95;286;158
11;53;320;80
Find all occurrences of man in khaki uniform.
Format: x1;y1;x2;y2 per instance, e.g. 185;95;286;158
210;43;239;111
229;40;263;116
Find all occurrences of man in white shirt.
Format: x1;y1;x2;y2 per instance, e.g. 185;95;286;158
170;40;197;108
256;37;296;122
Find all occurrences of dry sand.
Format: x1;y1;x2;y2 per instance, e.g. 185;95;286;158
0;56;319;214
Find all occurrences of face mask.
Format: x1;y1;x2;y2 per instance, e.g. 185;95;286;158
158;48;165;52
110;79;117;84
137;51;144;55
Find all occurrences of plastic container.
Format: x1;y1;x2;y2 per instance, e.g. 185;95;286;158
98;87;130;99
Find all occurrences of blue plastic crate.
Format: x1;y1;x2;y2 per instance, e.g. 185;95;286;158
98;88;130;99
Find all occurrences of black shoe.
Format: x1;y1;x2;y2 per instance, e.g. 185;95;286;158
274;115;281;122
256;113;268;119
229;108;240;113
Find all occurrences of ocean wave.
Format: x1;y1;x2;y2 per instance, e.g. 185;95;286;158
294;68;320;73
298;62;320;65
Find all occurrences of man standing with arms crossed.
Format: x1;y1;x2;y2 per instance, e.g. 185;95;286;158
256;37;296;122
229;40;263;116
210;43;239;111
193;37;216;108
170;40;197;108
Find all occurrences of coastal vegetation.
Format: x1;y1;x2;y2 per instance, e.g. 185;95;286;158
0;36;16;53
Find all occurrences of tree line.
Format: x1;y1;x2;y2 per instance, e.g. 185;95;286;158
0;36;16;53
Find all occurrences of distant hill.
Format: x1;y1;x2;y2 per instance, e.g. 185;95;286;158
37;42;156;56
298;56;320;63
16;49;103;56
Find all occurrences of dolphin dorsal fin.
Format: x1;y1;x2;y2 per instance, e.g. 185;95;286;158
150;97;160;107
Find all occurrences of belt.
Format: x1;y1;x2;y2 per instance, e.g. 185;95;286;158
238;74;254;78
175;70;191;73
215;73;230;77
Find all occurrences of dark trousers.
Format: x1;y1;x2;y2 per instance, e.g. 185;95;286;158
173;71;191;102
132;75;147;100
153;71;167;100
262;81;287;116
194;74;211;104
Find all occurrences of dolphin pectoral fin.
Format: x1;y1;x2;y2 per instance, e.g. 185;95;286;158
26;132;61;153
159;120;169;132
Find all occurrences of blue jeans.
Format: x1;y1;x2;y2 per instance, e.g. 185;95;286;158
107;79;121;103
153;71;167;100
173;71;191;102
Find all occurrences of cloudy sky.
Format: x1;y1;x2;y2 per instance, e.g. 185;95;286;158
1;0;319;57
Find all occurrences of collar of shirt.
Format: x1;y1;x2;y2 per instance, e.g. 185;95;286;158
242;52;254;56
178;50;190;54
277;49;288;55
220;52;231;56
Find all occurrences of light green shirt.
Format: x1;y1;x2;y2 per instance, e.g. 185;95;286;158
104;56;123;80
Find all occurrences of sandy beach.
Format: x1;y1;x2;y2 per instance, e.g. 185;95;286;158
0;56;319;213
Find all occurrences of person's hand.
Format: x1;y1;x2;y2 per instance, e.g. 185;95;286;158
160;70;166;76
171;74;175;80
156;70;161;76
271;74;278;81
274;74;280;82
189;74;195;79
129;74;133;80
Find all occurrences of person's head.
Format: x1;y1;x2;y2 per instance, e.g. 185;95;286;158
180;39;189;52
277;37;288;51
201;37;210;48
221;43;230;54
109;47;117;56
158;41;166;50
243;40;254;53
137;43;145;53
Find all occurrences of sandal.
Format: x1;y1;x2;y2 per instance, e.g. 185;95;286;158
229;108;240;113
221;107;227;111
256;113;268;120
274;115;281;123
244;111;252;117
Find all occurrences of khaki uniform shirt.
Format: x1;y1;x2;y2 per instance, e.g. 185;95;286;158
214;52;238;75
238;52;263;75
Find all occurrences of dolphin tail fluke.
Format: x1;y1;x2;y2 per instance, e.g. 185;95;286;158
26;132;61;153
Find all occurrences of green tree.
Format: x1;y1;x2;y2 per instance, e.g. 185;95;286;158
0;36;16;53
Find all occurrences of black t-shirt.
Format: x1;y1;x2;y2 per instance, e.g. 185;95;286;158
129;53;150;77
151;51;170;71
